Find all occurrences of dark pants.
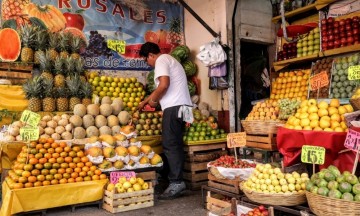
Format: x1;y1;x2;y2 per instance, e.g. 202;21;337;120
162;105;185;183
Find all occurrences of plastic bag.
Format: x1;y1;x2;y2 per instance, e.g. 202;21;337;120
208;62;227;77
209;76;229;90
196;37;227;67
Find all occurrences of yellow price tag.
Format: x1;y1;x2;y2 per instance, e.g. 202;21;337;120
301;145;326;165
348;65;360;80
107;40;126;54
20;127;39;141
20;110;41;127
227;132;246;148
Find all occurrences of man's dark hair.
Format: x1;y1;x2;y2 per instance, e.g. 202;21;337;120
139;42;161;57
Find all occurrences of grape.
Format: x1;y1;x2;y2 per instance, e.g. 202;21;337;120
82;31;113;58
278;98;301;120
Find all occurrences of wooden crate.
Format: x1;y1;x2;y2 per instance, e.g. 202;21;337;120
102;182;154;213
206;191;236;216
0;62;33;85
245;133;277;150
207;173;242;194
136;171;157;186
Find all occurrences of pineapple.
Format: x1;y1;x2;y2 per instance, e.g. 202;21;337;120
42;79;55;112
47;33;60;61
20;24;37;63
53;57;65;87
75;58;87;82
64;57;75;80
167;18;184;45
55;87;69;111
81;81;93;106
1;0;30;26
39;52;54;82
59;32;70;59
66;75;81;111
34;30;49;64
22;76;43;112
70;36;84;60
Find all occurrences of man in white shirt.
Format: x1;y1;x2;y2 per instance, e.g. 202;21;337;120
138;42;192;199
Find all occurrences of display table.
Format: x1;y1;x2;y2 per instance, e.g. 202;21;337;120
0;142;25;172
0;179;107;216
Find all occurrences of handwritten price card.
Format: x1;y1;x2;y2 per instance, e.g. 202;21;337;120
344;129;360;151
20;110;40;127
107;40;126;54
227;132;246;148
301;145;326;165
348;65;360;80
309;71;329;90
20;127;39;141
110;171;136;184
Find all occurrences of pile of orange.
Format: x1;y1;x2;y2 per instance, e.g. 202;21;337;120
270;69;310;100
5;138;107;189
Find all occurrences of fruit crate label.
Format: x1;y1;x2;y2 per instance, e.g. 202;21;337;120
20;127;39;141
309;71;329;90
20;110;40;127
348;65;360;80
344;129;360;151
107;40;126;54
110;171;136;184
227;132;246;148
301;145;325;165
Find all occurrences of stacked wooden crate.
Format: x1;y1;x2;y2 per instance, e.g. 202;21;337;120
0;62;33;85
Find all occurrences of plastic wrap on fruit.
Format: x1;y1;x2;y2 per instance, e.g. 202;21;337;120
87;154;104;165
147;151;155;159
129;141;142;148
84;141;102;150
102;141;115;148
116;140;130;147
130;153;144;163
106;154;122;163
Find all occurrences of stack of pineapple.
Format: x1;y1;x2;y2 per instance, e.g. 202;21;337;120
21;24;90;112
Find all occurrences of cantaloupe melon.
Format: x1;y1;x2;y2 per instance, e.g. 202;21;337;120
0;28;21;62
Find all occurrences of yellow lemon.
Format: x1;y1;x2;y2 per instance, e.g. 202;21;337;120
293;118;301;126
338;106;347;115
330;121;340;129
310;120;319;128
318;108;329;117
318;101;329;109
309;113;319;121
324;128;333;132
334;127;344;132
307;99;317;106
294;125;303;130
300;118;310;127
329;99;340;108
314;127;323;131
330;113;341;122
308;105;318;113
344;104;354;113
319;119;330;129
303;126;312;130
299;113;309;119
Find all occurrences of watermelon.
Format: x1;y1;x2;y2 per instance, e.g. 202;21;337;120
0;28;21;62
182;60;197;77
170;45;190;62
188;80;196;96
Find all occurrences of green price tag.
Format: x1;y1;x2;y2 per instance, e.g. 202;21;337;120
107;40;126;54
301;145;326;165
348;65;360;80
20;110;41;127
20;127;39;141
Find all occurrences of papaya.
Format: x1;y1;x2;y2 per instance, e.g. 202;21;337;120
0;28;21;62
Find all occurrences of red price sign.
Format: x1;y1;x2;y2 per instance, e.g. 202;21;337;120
310;71;329;90
110;171;136;184
344;129;360;151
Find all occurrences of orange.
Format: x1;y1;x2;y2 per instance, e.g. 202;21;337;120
51;179;59;185
43;180;51;186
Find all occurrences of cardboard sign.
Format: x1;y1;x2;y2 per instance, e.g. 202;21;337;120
301;145;326;165
309;71;329;90
348;65;360;80
20;110;40;127
344;129;360;151
107;40;126;54
110;171;136;184
20;127;39;141
227;132;246;148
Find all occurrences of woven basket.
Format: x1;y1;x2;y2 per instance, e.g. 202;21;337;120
306;191;360;216
241;120;284;134
350;98;360;111
240;183;306;206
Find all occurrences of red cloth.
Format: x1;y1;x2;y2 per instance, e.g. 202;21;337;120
333;150;358;173
277;127;347;170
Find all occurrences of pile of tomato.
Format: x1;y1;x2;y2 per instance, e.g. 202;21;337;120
208;155;256;168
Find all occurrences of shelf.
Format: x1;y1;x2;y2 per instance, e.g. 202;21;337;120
319;44;360;58
273;53;319;71
315;98;349;105
272;3;317;23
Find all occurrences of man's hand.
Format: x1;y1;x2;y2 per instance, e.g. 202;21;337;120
137;101;146;111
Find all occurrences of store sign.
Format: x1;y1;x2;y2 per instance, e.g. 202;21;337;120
328;0;360;17
107;40;126;54
110;171;136;184
227;132;246;148
344;129;360;151
20;127;39;141
309;71;329;90
20;110;41;127
348;65;360;80
301;145;326;165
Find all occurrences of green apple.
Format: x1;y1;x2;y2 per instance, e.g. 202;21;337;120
308;45;314;51
297;42;303;48
308;40;314;46
302;40;308;47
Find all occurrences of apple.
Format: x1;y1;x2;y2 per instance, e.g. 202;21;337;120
334;21;339;28
339;19;345;26
63;12;85;30
347;36;354;45
321;18;327;25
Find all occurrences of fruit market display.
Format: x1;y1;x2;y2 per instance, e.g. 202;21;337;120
208;155;256;168
276;42;297;61
5;137;106;189
277;98;301;120
330;53;360;99
296;27;320;58
245;100;279;121
308;57;333;99
284;99;353;132
243;163;309;194
240;205;269;216
106;176;150;194
131;111;163;136
320;16;360;51
270;69;310;100
306;165;360;202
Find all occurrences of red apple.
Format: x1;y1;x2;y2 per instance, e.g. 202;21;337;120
321;25;327;31
63;12;85;30
346;25;351;31
321;19;327;25
339;19;345;26
347;31;353;37
345;18;352;24
328;41;334;49
347;36;354;44
334;21;339;28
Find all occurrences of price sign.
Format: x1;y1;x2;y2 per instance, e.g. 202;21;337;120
227;132;246;148
301;145;326;164
309;71;329;90
344;129;360;151
348;65;360;80
107;40;126;54
20;127;39;141
110;171;136;184
20;110;40;127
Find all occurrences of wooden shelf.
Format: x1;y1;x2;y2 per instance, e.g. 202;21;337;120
272;3;317;23
319;44;360;58
273;53;319;71
0;62;33;71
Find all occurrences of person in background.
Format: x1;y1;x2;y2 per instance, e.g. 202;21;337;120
137;42;192;200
